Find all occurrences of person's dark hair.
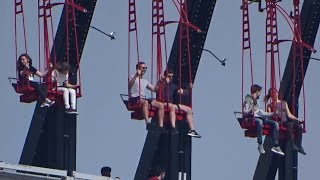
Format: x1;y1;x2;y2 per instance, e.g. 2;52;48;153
56;61;70;72
17;53;32;70
150;166;165;177
136;61;145;69
101;166;111;177
164;68;174;76
250;84;262;94
264;88;277;102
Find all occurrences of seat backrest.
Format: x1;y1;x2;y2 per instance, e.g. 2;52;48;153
11;83;18;93
234;111;254;129
120;94;132;110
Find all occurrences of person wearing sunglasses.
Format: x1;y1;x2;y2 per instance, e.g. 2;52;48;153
160;69;201;138
128;62;165;130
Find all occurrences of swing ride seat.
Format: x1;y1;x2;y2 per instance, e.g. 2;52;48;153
120;94;157;120
120;94;187;121
173;108;186;121
234;111;277;138
47;82;82;104
234;112;306;138
10;77;40;103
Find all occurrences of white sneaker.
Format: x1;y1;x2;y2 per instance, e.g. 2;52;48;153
187;130;201;138
258;144;265;154
40;101;50;108
40;99;55;108
47;101;55;107
271;146;285;156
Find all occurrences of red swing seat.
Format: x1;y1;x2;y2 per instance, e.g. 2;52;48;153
121;94;187;121
234;111;274;138
234;112;306;138
10;77;43;103
47;81;82;106
120;94;157;120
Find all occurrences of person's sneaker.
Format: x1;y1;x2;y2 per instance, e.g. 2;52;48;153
40;100;55;108
171;128;178;135
65;108;74;114
258;144;265;154
292;143;300;152
158;127;166;133
70;108;79;115
297;146;306;155
146;123;154;131
40;101;50;108
271;146;285;156
187;130;201;138
47;101;55;107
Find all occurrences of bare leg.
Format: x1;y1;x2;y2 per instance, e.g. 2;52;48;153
151;100;164;127
141;99;149;125
169;103;176;128
178;104;195;130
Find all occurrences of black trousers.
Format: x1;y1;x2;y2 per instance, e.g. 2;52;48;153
283;120;303;147
29;81;48;102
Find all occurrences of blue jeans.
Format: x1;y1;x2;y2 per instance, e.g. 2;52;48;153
30;81;48;101
254;117;279;146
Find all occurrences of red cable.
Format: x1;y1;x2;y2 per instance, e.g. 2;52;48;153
178;0;183;105
21;0;28;54
128;0;141;107
294;0;306;130
241;0;254;114
127;0;131;98
184;0;193;108
38;0;42;83
65;0;70;63
70;0;82;96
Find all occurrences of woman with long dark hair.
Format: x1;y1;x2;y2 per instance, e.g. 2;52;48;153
17;53;54;107
265;88;306;155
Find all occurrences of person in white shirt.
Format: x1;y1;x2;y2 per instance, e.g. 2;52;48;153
52;61;79;114
128;62;164;130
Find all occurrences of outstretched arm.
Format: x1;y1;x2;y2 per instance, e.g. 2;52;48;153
64;82;79;89
257;109;274;117
177;83;193;95
148;79;163;93
35;63;53;78
285;102;302;122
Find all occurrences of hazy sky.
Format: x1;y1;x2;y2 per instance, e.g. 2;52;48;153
0;1;319;179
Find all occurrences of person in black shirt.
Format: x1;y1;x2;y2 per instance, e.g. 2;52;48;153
17;53;54;107
160;69;201;138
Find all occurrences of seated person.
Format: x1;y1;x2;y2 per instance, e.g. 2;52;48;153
243;84;284;155
265;88;306;155
128;62;165;130
160;69;201;138
51;61;79;115
17;53;54;107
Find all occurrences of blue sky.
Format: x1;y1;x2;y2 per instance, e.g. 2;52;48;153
0;1;319;179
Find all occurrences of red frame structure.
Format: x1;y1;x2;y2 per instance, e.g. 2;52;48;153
239;0;314;138
126;0;199;121
12;0;83;103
